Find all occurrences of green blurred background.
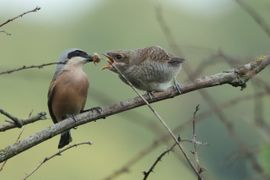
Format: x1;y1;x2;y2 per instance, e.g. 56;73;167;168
0;0;270;179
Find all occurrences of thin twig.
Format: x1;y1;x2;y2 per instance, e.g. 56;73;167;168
0;7;41;28
192;105;200;165
143;143;177;180
0;62;65;75
234;0;270;38
0;112;47;132
0;108;23;127
143;105;205;180
0;128;25;172
110;63;202;178
102;90;269;180
23;141;92;180
192;105;204;179
193;50;270;93
0;56;269;163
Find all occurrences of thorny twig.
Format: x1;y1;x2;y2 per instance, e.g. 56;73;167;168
0;7;41;28
23;141;92;180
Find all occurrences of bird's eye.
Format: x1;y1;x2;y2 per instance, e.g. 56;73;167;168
115;54;122;60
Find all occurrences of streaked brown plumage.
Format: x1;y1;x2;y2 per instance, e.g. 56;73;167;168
48;49;98;149
103;46;184;92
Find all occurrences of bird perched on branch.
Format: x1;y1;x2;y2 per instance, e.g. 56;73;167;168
103;46;184;94
48;49;100;149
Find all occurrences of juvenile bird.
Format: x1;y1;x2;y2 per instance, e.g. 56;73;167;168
48;49;99;149
103;46;184;94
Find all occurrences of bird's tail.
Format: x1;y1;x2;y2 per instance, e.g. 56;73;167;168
58;130;72;149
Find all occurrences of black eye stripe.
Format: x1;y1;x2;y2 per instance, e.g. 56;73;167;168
67;50;89;59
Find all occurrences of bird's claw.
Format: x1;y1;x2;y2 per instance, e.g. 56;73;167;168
66;114;77;122
145;91;155;100
65;114;78;129
91;106;102;114
174;79;182;94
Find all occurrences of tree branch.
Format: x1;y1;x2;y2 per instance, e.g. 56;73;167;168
23;141;92;180
102;90;268;180
0;112;47;132
0;62;65;75
0;55;269;163
110;63;201;178
0;108;24;127
0;128;24;172
191;105;205;179
143;143;177;180
0;7;41;28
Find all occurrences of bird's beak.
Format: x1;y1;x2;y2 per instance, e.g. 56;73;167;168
101;53;114;70
86;53;101;65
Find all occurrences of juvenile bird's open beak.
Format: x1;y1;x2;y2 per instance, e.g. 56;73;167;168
101;53;114;70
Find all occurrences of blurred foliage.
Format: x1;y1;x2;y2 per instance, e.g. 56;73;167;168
259;145;270;176
0;0;270;180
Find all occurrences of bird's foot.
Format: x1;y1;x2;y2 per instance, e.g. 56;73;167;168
173;79;182;94
91;106;102;114
145;91;155;100
81;107;102;114
65;114;78;129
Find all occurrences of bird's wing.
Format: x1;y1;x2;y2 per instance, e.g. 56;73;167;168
136;46;172;64
47;70;66;124
80;98;87;113
47;79;58;124
80;79;89;113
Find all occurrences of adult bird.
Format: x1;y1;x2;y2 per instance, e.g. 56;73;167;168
48;48;99;149
103;46;184;94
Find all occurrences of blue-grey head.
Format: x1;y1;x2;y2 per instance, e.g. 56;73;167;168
55;48;93;75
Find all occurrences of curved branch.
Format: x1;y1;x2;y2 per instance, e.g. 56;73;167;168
0;54;269;163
